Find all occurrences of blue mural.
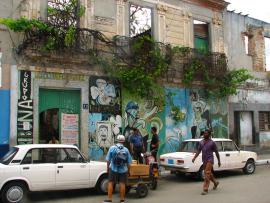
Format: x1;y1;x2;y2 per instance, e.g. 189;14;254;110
159;87;228;155
0;90;10;157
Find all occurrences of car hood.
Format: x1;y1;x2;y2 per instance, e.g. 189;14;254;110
89;160;107;166
160;152;194;159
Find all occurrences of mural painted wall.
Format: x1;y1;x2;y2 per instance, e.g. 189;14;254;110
88;83;229;160
122;90;166;157
0;90;10;157
88;76;122;160
159;87;228;155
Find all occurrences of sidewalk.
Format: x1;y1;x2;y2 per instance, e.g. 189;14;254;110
257;153;270;165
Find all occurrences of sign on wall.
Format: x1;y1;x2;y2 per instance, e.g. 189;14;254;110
89;76;121;114
17;70;33;144
61;113;79;145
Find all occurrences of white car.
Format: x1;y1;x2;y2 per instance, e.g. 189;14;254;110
0;144;108;203
160;138;257;180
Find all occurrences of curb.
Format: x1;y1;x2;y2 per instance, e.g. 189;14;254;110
256;159;270;166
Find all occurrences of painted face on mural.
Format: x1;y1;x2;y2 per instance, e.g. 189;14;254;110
98;125;108;141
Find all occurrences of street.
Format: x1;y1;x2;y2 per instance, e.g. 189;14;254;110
27;165;270;203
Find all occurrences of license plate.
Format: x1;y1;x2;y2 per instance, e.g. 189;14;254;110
168;159;174;164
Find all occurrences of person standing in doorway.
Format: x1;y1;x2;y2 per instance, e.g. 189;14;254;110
104;135;132;203
150;126;159;161
192;129;221;195
130;128;144;164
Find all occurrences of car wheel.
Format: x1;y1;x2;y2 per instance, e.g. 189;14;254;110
243;159;256;174
96;174;109;195
197;166;205;181
136;184;148;198
1;182;27;203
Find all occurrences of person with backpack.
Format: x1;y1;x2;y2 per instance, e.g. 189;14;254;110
130;128;145;164
104;135;132;203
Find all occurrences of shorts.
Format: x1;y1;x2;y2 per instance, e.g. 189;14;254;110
108;169;127;184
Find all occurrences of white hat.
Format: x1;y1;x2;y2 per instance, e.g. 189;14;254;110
116;135;125;143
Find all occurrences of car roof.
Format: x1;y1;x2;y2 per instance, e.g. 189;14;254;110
14;144;79;149
184;138;232;142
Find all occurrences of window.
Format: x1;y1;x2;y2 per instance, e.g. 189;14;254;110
259;112;270;131
265;37;270;71
129;4;152;37
216;142;223;151
193;20;209;52
244;35;249;55
57;148;84;163
21;148;56;164
223;141;237;151
179;141;199;152
0;147;19;165
47;0;78;27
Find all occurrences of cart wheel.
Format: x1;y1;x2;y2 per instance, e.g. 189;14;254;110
150;178;158;190
125;186;131;194
136;184;148;198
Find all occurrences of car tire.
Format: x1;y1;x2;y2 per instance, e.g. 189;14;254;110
197;166;205;181
96;174;109;195
1;181;27;203
243;159;256;174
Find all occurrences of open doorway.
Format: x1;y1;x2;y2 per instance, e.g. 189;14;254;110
39;108;59;144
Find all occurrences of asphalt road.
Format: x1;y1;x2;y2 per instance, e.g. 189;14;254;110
27;165;270;203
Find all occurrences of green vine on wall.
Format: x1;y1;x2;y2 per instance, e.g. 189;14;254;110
0;6;254;117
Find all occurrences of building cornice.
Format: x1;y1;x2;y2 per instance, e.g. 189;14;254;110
182;0;229;11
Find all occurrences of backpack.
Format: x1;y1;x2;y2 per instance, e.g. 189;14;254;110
113;145;128;167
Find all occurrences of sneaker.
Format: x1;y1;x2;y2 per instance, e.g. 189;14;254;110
201;191;208;195
120;200;125;203
213;181;219;190
103;200;112;203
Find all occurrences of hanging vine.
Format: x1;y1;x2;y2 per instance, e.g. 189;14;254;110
0;0;253;114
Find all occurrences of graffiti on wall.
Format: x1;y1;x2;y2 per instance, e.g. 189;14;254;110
88;113;122;160
88;76;122;160
89;76;121;114
122;90;165;154
159;87;228;154
17;70;33;144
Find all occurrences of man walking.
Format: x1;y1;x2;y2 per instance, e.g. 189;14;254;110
104;135;132;203
192;129;221;195
130;128;145;164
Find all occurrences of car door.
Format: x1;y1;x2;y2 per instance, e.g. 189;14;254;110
222;141;242;169
55;148;90;189
213;141;227;171
20;148;56;191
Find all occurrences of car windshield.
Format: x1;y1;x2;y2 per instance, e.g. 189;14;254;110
179;141;199;152
0;147;19;165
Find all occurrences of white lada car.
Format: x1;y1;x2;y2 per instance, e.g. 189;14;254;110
0;144;108;203
160;138;257;180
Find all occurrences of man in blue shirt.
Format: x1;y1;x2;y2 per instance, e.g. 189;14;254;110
104;135;132;203
130;128;145;164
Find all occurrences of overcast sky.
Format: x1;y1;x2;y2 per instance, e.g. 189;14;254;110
226;0;270;23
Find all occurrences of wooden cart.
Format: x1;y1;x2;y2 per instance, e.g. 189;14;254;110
126;161;159;198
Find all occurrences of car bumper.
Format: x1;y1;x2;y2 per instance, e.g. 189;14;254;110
160;164;190;171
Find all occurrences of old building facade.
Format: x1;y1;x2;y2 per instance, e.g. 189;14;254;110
1;0;269;159
225;11;270;150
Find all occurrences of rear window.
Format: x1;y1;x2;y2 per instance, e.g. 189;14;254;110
0;147;19;165
179;141;199;152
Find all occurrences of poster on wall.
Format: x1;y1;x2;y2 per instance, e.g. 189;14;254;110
61;113;79;145
89;76;121;114
96;121;113;149
17;70;33;144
